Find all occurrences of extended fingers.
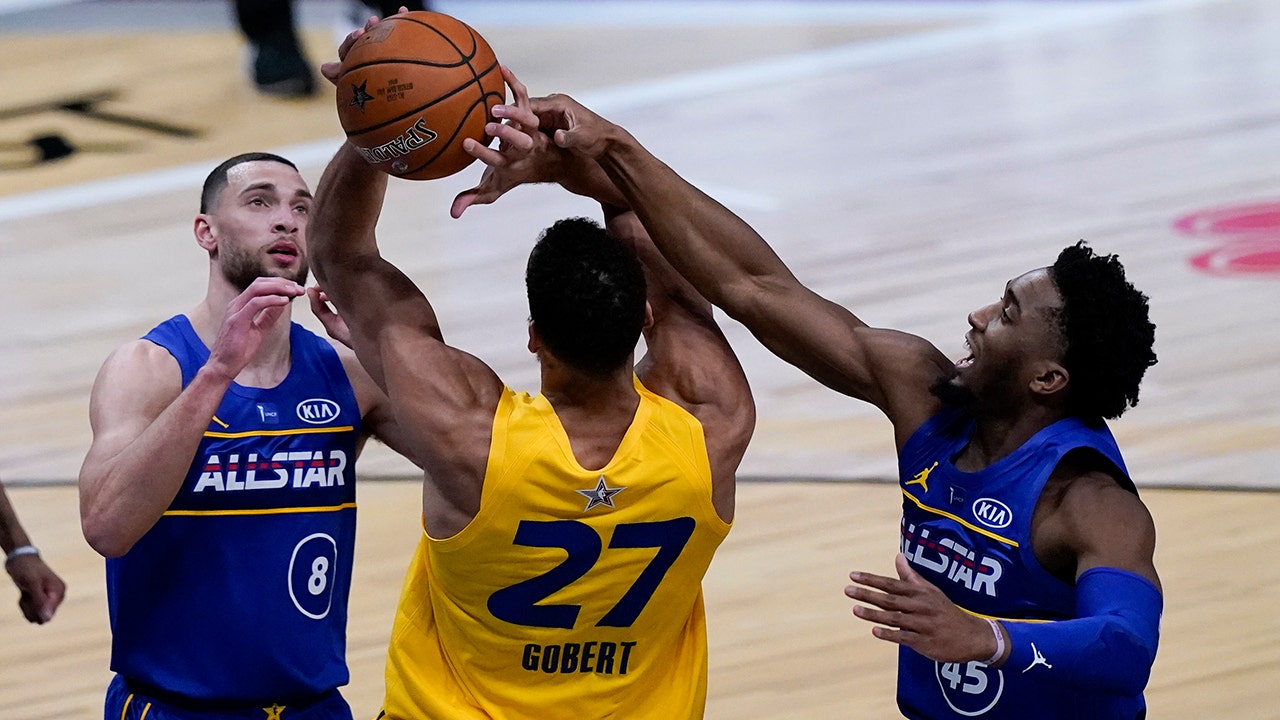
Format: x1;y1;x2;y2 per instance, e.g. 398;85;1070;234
241;276;305;300
492;103;540;132
851;603;907;630
464;136;510;168
451;185;504;216
487;121;534;153
848;569;914;597
501;65;531;107
229;287;296;326
307;286;333;315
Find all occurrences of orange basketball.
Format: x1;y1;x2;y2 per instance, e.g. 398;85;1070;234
335;11;504;181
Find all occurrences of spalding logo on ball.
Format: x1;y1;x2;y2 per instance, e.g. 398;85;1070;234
335;11;505;181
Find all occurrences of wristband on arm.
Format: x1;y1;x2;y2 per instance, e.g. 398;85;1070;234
5;544;39;564
1001;567;1161;696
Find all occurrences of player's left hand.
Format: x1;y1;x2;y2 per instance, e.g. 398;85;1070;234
308;285;353;348
451;66;550;218
845;553;998;663
321;6;412;85
5;554;66;624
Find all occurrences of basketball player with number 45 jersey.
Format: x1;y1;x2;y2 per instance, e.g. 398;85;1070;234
310;41;754;720
79;153;418;720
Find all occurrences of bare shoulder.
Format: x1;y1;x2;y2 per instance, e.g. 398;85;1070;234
86;338;183;436
636;328;755;464
856;326;952;443
1038;458;1159;586
93;339;181;399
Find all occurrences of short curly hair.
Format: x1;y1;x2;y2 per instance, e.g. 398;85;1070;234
1049;241;1157;420
526;217;647;377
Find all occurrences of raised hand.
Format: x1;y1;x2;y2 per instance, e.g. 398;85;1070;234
206;277;304;381
451;66;550;218
526;91;623;160
452;67;628;216
321;6;411;85
308;285;352;348
845;553;1002;664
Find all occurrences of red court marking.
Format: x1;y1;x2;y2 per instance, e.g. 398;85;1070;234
1174;201;1280;276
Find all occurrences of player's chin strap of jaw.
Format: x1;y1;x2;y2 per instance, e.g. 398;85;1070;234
996;567;1161;696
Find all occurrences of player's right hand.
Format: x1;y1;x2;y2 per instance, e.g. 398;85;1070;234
206;277;304;381
6;554;66;624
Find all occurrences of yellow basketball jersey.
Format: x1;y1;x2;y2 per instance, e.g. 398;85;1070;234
381;379;731;720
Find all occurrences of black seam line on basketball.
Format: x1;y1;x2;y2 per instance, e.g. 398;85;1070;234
463;26;488;102
343;57;474;73
400;90;505;177
400;15;477;62
342;15;478;73
345;60;500;137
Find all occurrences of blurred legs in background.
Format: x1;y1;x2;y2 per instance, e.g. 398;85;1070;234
233;0;429;99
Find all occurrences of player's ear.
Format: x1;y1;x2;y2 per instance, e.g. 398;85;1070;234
194;214;217;251
1030;362;1068;397
642;302;654;331
527;318;541;354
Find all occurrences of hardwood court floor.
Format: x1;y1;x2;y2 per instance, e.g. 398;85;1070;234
1;480;1278;719
1;0;1279;718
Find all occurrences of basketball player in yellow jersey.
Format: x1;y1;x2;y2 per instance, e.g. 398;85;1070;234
310;53;754;720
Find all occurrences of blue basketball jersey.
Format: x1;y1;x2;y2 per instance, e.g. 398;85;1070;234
106;315;362;704
895;406;1145;719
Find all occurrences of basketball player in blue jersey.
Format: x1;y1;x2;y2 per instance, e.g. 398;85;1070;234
79;152;417;720
452;83;1162;719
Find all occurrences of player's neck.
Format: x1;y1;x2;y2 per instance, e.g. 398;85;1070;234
542;367;637;411
958;407;1065;471
188;283;295;385
542;366;641;472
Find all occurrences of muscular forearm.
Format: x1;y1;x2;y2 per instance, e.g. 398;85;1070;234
595;130;798;316
604;205;712;323
80;367;233;557
309;142;390;283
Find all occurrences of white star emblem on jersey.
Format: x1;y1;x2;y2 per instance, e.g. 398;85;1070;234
577;475;625;511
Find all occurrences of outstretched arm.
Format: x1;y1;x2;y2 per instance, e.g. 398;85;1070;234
609;208;754;522
307;143;503;537
509;93;951;442
450;66;625;218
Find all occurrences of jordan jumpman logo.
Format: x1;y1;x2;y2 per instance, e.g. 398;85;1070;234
1022;643;1052;673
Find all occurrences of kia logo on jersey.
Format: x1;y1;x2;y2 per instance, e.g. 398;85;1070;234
971;498;1013;530
296;398;341;425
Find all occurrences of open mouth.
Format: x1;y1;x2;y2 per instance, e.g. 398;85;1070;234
267;242;299;261
956;335;975;369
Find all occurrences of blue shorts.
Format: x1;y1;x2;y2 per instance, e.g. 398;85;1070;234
105;675;354;720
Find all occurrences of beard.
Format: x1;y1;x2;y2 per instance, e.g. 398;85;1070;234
218;244;308;291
